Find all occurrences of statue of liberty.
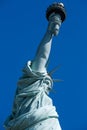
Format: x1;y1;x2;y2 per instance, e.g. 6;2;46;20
4;2;66;130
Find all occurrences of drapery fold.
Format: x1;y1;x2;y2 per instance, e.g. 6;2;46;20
4;61;61;130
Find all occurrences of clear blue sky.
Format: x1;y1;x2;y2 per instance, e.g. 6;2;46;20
0;0;87;130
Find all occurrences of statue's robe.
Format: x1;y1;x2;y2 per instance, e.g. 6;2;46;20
4;61;61;130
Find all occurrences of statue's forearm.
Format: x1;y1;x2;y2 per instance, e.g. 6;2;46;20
31;31;53;72
31;14;62;73
32;13;62;72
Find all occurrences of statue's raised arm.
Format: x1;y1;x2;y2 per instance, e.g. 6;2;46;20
32;3;66;73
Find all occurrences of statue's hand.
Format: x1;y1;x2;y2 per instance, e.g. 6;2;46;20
47;13;62;36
